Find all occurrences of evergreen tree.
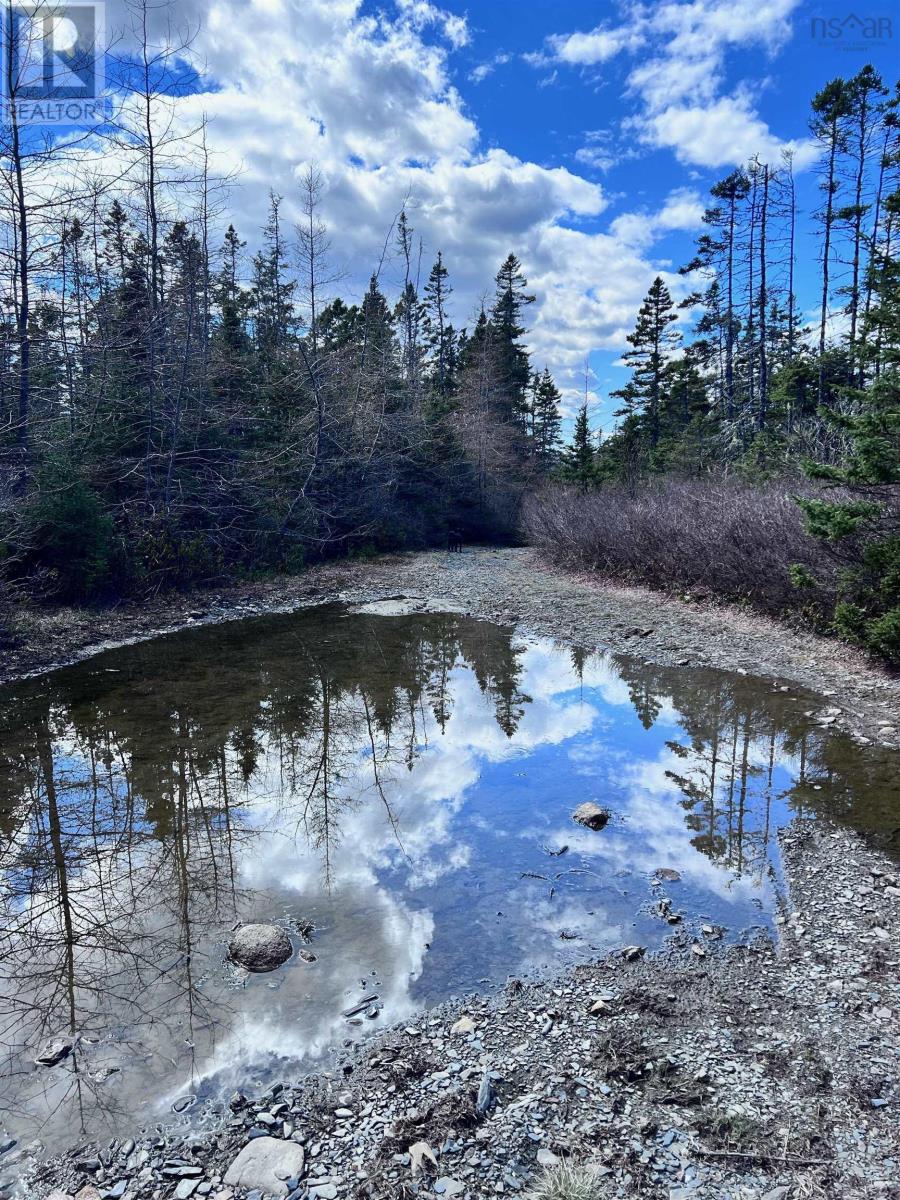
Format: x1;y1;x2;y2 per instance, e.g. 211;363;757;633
563;402;596;490
811;77;852;404
423;251;456;403
252;192;294;360
491;253;535;428
612;276;681;453
796;206;900;661
531;368;563;471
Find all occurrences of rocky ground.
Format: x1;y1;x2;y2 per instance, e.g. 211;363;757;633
2;548;899;750
30;821;900;1200
3;547;899;1200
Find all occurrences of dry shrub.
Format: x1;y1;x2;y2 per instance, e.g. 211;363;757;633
523;478;843;625
523;1162;610;1200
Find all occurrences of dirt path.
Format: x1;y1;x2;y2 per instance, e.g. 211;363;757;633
4;547;898;750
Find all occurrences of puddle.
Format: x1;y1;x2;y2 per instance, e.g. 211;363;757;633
0;603;897;1166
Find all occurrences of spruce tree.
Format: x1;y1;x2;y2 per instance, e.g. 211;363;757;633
612;276;681;452
491;253;535;428
564;402;596;490
531;368;563;471
796;199;900;661
423;252;456;404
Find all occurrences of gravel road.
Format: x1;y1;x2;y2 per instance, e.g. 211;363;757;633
3;547;899;748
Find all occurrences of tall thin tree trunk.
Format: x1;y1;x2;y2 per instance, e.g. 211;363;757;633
759;164;769;429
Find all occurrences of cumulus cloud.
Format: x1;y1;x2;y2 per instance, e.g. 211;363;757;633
91;0;721;397
526;18;647;67
529;0;817;170
86;0;818;411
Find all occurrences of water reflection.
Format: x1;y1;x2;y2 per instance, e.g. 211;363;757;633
0;606;897;1165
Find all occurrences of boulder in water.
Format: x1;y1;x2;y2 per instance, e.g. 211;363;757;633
228;923;293;972
34;1035;75;1067
572;802;610;831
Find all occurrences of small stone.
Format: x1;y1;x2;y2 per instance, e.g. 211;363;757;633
408;1140;438;1176
35;1035;75;1067
536;1149;559;1167
451;1015;476;1035
434;1179;465;1196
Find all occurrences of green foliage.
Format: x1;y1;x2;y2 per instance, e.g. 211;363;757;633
789;562;818;590
798;390;900;659
136;527;225;588
561;402;596;491
796;497;880;540
28;476;127;602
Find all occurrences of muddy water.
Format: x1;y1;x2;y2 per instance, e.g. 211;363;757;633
0;604;897;1166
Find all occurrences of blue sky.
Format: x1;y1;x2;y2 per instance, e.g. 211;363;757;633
102;0;898;428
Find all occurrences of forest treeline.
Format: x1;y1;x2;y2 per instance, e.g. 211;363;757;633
0;177;561;601
1;34;899;666
534;65;900;664
0;5;563;609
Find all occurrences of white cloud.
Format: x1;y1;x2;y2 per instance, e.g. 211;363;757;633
530;0;817;170
656;186;707;231
395;0;471;48
469;51;511;84
534;19;647;67
574;130;618;173
628;90;819;170
94;0;709;392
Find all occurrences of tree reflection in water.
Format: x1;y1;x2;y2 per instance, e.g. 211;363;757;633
0;605;896;1162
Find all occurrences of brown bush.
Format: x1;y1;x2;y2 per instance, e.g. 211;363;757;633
523;478;843;625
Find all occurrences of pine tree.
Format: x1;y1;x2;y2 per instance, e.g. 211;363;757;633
531;368;563;471
796;204;900;662
612;276;681;452
491;253;535;428
811;77;852;405
563;402;596;490
423;252;456;403
252;192;294;360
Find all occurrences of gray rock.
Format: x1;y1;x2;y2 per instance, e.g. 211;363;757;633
34;1035;75;1067
475;1070;495;1117
434;1180;465;1196
308;1186;337;1200
572;802;610;830
228;924;293;973
223;1137;305;1197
